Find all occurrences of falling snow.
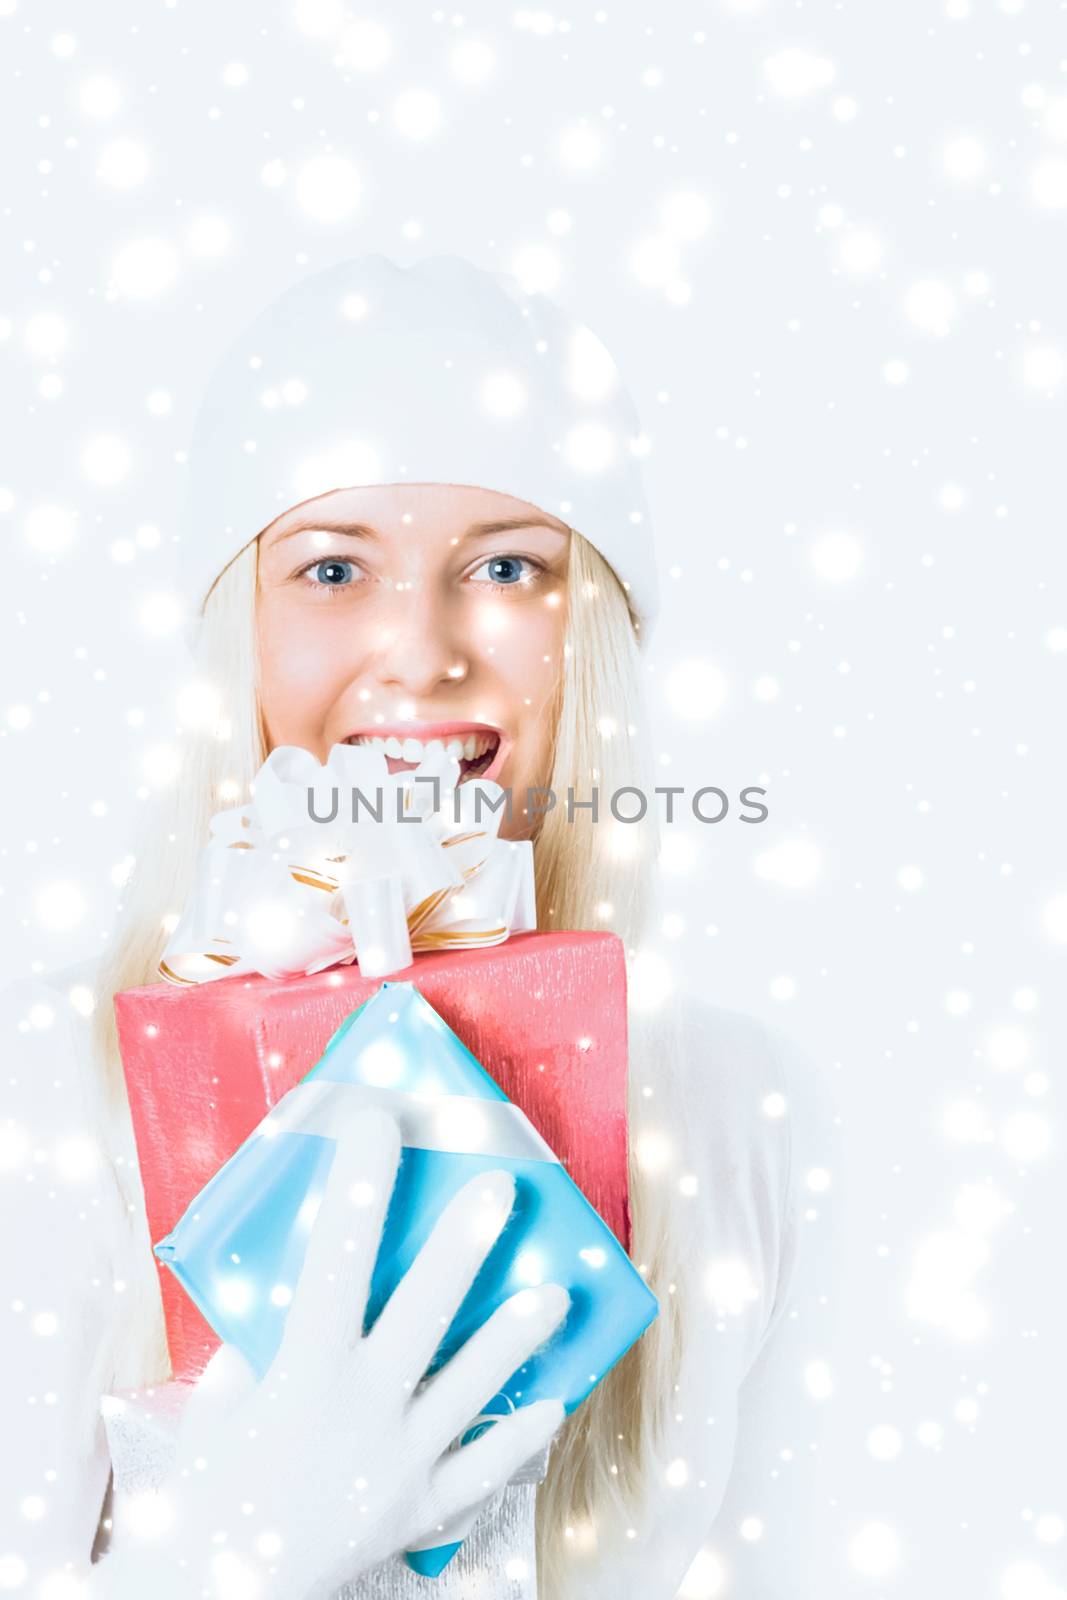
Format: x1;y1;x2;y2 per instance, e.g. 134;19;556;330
1;0;1065;1596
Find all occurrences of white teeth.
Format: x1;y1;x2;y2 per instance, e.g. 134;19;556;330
348;731;498;766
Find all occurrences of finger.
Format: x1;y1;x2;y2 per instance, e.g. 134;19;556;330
274;1107;402;1371
366;1168;516;1390
411;1283;570;1461
426;1398;566;1530
175;1342;258;1447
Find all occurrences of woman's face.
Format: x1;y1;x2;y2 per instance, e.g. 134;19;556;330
255;483;571;839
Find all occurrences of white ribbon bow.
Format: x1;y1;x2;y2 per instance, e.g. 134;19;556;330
158;742;536;985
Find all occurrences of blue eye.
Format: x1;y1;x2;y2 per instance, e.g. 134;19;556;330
471;555;539;587
296;552;543;595
306;558;358;588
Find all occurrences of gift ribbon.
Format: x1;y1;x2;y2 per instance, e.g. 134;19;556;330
157;741;536;985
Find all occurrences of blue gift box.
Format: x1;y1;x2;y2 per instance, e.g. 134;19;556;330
154;978;659;1577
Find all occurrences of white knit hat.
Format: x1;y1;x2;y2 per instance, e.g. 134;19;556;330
177;252;659;649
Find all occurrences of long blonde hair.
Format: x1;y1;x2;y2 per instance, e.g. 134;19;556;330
90;529;687;1595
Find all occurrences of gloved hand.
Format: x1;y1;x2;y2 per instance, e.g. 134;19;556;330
97;1107;569;1599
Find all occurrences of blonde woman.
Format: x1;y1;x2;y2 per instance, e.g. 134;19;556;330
0;256;837;1598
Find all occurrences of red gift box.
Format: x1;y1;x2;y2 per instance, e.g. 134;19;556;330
114;929;631;1383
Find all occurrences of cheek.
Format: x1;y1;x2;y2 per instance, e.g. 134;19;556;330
483;602;564;697
486;611;565;763
257;602;352;723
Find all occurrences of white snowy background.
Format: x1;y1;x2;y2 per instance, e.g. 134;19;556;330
2;1;1066;1596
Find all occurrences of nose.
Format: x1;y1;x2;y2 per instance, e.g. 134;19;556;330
369;579;470;695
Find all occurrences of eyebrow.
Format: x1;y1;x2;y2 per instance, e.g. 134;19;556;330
270;513;571;546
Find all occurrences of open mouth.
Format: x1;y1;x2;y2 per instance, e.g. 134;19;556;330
343;727;505;785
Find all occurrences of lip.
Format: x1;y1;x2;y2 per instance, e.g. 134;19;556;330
344;721;512;785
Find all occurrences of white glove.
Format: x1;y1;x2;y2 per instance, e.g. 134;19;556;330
94;1107;568;1599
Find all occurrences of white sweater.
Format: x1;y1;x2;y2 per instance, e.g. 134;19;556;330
0;958;840;1598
